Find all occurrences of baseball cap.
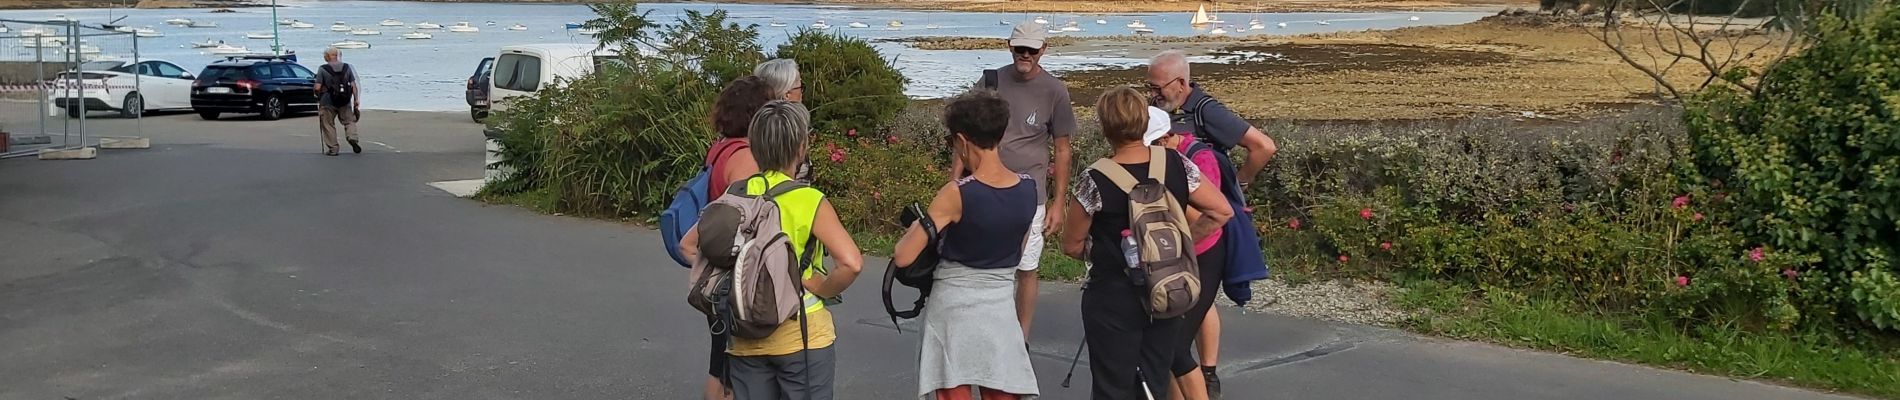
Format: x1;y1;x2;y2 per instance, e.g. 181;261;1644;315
1142;106;1173;146
1009;23;1047;48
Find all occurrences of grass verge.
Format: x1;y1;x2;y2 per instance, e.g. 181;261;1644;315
1394;279;1900;398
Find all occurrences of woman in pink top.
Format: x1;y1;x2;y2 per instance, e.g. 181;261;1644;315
1142;106;1226;400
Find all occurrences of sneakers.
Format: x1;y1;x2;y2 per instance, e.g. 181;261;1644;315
1203;367;1222;400
348;139;362;154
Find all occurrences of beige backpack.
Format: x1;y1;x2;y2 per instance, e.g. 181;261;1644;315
1091;147;1202;319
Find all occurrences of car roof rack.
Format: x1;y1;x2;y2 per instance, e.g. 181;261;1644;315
221;54;297;62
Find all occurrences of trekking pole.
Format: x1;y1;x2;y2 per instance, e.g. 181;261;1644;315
1059;341;1086;388
1137;366;1159;400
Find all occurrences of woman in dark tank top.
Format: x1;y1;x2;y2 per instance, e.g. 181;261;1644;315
893;91;1041;400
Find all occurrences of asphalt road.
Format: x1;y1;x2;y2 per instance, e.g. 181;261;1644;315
0;104;1863;399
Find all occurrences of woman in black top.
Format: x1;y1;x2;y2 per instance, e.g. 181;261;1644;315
1060;87;1233;400
894;91;1042;400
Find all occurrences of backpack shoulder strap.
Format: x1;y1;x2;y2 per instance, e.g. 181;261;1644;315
1147;146;1169;182
982;68;999;90
1089;158;1141;193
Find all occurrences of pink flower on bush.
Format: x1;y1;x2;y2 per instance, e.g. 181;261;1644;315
846;129;858;138
828;147;847;163
1360;208;1374;220
1287;218;1302;230
1674;275;1690;287
1672;195;1690;209
1749;247;1765;262
1783;268;1799;279
1381;242;1393;251
872;191;883;200
1338;254;1351;263
887;135;899;145
1692;212;1704;222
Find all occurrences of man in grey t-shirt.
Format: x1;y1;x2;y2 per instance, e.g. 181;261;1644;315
314;47;360;156
954;22;1077;339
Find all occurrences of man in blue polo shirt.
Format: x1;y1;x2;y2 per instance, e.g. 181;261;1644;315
1145;49;1278;400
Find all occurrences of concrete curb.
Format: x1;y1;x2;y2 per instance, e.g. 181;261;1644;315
38;147;96;160
98;138;150;149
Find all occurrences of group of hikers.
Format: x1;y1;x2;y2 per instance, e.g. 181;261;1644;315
666;22;1279;400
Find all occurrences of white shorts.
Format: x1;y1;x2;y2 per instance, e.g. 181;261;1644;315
1019;205;1046;271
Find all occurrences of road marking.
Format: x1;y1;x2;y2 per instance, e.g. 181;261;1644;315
369;141;400;153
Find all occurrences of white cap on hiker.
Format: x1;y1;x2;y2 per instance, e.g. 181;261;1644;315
1143;106;1173;146
1010;23;1047;48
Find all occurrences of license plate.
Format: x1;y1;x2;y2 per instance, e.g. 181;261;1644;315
207;87;231;94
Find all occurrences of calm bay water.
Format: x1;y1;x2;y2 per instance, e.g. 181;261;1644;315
0;0;1489;111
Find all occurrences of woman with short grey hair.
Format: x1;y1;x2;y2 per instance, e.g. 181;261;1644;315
755;59;802;102
681;100;863;400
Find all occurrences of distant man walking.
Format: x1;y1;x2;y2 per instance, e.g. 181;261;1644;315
956;22;1077;339
315;47;361;156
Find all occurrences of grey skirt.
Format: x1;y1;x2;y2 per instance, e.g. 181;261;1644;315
918;261;1040;399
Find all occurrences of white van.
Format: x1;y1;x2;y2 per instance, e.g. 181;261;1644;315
485;43;621;114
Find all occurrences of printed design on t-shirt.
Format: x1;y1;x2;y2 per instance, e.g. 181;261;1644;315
1026;111;1038;127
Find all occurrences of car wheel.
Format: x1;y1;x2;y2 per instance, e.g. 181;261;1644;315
65;106;81;118
120;93;144;119
198;110;219;120
261;96;285;121
471;108;487;123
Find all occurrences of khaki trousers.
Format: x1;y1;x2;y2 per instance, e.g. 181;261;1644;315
319;105;359;152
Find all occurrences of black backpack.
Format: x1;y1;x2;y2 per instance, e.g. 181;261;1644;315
320;63;355;108
881;203;941;330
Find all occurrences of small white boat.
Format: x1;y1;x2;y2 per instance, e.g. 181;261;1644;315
575;27;602;35
447;22;479;33
350;28;381;36
330;23;352;32
1278;22;1288;28
999;20;1011;25
278;18;298;25
1410;16;1422;21
0;24;10;34
190;39;223;48
1132;27;1155;34
401;31;432;40
768;22;788;27
380;19;404;26
1033;17;1049;24
1045;29;1062;34
1209;26;1228;35
134;27;163;37
290;21;315;29
206;44;249;55
188;21;219;28
1127;20;1148;28
485;21;497;26
1316;20;1331;25
113;26;135;33
1249;20;1266;30
507;23;528;31
330;40;371;49
811;20;830;29
846;22;869;28
46;14;75;23
245;32;275;39
164;18;193;26
1096;19;1108;25
18;26;53;37
1060;23;1082;32
887;20;903;28
74;44;102;54
1191;4;1212;26
925;24;940;29
20;37;65;48
414;22;442;30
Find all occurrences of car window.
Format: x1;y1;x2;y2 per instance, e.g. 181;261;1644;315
156;62;188;78
84;61;128;72
289;64;315;79
249;65;276;79
138;63;157;76
475;57;494;77
272;65;296;80
494;53;541;92
199;66;247;81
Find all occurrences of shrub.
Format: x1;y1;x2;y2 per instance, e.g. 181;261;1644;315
774;30;909;134
1684;3;1900;331
807;104;949;235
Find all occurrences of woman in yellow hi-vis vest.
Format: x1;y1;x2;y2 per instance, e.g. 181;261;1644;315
682;101;865;400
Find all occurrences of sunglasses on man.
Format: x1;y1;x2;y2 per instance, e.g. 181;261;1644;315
1011;46;1042;56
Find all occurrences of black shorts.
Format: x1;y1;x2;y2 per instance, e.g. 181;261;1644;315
1172;237;1228;376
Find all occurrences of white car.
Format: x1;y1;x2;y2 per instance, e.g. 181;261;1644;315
49;59;196;118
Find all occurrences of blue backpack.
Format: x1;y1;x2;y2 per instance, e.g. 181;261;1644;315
661;140;749;268
1186;131;1270;306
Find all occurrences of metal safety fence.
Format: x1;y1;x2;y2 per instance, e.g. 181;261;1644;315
1;18;145;159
